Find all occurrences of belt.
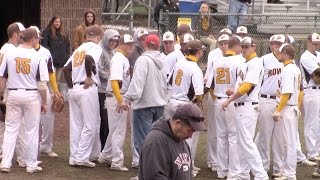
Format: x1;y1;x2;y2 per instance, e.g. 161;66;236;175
234;102;258;107
217;97;229;99
8;88;37;91
305;86;320;89
260;94;276;99
73;82;97;86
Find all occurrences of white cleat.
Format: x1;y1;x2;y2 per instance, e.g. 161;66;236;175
41;151;59;158
75;161;96;168
26;166;42;173
297;159;317;167
110;165;129;171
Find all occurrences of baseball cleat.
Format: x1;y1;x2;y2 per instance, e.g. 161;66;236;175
75;161;96;168
110;165;129;171
97;157;112;165
26;166;42;173
18;160;42;168
193;165;201;171
41;151;58;158
0;167;10;173
272;172;282;178
309;156;320;162
297;159;317;166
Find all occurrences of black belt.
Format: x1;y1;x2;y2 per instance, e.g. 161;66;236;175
73;82;97;86
311;86;320;89
217;97;228;99
234;102;258;107
8;88;37;91
260;94;276;99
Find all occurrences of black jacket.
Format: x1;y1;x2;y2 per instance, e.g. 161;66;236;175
154;0;179;23
41;28;70;67
139;118;192;180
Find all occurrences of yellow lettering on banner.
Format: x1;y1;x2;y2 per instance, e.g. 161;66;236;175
216;68;230;84
15;58;31;74
73;50;86;67
175;69;184;86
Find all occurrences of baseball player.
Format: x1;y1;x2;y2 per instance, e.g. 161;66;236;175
204;33;230;172
167;39;205;177
235;26;248;38
300;33;320;162
206;35;244;179
30;26;60;158
254;34;285;177
272;43;301;180
222;37;268;179
63;25;103;168
98;34;134;172
160;31;175;59
0;28;49;173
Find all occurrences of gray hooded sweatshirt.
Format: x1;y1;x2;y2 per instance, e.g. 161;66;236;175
124;51;167;110
98;29;120;93
128;28;147;69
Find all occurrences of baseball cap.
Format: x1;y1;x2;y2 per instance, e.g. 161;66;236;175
136;28;149;39
241;37;256;46
219;28;232;36
287;35;295;44
187;40;205;51
278;43;295;58
181;33;194;44
217;34;230;42
15;22;25;31
29;26;43;39
270;34;285;43
177;24;192;35
145;34;160;47
21;28;38;38
122;34;135;44
236;26;248;35
162;31;175;41
307;33;320;44
173;104;206;131
85;25;103;36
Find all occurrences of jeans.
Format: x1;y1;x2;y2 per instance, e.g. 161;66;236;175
228;0;248;33
98;93;109;151
133;106;164;154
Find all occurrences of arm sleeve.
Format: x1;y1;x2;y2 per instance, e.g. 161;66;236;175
111;80;123;103
123;58;148;101
49;72;59;93
275;93;290;113
237;82;253;95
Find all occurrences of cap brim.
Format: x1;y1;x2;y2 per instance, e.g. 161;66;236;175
189;120;207;131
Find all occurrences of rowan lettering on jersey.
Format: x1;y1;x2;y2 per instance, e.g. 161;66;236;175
268;68;281;77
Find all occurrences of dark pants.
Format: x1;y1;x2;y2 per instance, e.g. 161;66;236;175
98;93;109;151
133;106;164;155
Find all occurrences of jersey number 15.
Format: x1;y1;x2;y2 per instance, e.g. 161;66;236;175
15;58;31;74
216;68;230;84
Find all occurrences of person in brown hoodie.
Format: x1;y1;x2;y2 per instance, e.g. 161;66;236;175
72;9;96;51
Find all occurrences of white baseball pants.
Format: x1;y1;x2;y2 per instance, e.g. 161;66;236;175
1;90;41;169
303;89;320;159
69;84;99;163
235;103;268;180
100;96;128;167
206;95;218;168
129;110;139;167
215;98;239;178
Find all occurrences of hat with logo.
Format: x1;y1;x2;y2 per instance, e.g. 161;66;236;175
270;34;286;43
219;28;232;36
217;34;230;42
177;24;192;36
145;34;160;47
85;25;103;36
308;33;320;44
162;31;175;41
236;26;248;35
29;26;43;39
181;33;194;44
287;35;295;44
241;37;256;46
136;28;149;39
186;39;205;51
122;34;135;44
21;28;38;38
173;104;206;131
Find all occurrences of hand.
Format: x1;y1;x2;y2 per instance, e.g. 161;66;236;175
83;77;94;89
222;100;230;111
121;100;131;111
273;111;281;122
54;92;63;98
226;88;234;96
41;103;47;113
116;102;124;113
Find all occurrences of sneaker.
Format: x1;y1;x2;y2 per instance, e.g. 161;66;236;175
18;161;43;168
69;160;76;166
26;166;42;173
211;166;217;172
129;176;139;180
98;157;112;165
309;156;320;161
274;176;290;180
132;164;139;169
110;165;129;171
0;167;10;173
41;151;58;158
218;176;227;179
297;159;317;166
272;172;282;178
192;170;199;177
75;161;96;168
193;165;201;171
312;169;320;178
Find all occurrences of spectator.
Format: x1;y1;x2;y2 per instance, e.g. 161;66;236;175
41;15;70;84
72;9;96;51
228;0;250;33
154;0;179;29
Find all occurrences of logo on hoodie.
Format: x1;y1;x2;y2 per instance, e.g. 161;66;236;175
174;153;191;171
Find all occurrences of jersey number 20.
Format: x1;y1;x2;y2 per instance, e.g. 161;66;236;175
15;58;31;74
216;68;230;84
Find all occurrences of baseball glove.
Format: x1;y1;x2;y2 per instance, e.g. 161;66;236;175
51;94;64;113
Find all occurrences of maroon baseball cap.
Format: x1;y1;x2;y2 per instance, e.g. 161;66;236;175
174;104;206;131
145;34;160;47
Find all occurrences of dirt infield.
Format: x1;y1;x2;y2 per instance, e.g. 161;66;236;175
0;99;317;179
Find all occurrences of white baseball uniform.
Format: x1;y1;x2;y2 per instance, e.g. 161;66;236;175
255;52;283;173
205;47;223;169
99;51;130;167
0;46;49;169
274;61;301;179
206;53;243;179
300;50;320;159
233;56;268;179
65;41;102;164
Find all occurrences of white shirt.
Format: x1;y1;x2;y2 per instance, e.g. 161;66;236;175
235;56;263;103
277;62;301;106
170;59;204;102
37;45;55;73
204;48;223;81
0;47;49;89
106;51;131;94
164;49;185;75
300;50;320;88
260;53;283;96
206;54;244;98
65;42;102;86
0;43;16;54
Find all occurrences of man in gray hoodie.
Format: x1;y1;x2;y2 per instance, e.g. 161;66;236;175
121;34;167;161
98;29;120;150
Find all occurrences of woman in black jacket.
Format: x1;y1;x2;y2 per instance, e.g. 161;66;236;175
41;15;70;82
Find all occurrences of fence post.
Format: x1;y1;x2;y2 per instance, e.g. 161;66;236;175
159;9;164;40
130;10;134;35
197;11;201;40
164;10;170;32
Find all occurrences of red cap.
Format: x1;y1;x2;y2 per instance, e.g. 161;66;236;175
145;34;160;47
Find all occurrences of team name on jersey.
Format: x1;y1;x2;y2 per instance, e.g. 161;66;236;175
268;68;281;77
174;153;191;171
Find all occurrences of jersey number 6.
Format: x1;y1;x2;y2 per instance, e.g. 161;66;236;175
175;69;183;86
